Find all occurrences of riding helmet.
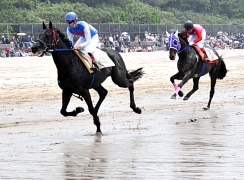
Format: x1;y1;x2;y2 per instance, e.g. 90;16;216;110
65;12;78;21
184;20;193;30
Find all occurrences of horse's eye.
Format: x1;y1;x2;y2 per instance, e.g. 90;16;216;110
173;40;178;46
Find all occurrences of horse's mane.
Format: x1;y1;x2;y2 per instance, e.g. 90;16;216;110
54;27;72;48
178;32;188;44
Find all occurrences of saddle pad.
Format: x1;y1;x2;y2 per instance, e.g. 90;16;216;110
205;48;219;61
93;49;115;69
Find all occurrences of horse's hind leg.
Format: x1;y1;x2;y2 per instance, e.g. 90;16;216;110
60;90;84;117
128;79;141;114
93;85;108;113
183;77;200;101
204;76;217;110
112;72;141;114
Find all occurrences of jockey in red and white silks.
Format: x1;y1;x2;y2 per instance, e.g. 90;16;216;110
182;20;209;61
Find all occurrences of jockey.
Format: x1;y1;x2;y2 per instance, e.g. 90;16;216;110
65;12;100;71
182;20;209;61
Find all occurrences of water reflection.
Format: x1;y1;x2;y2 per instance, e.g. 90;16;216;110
171;109;242;179
61;111;244;179
64;135;106;179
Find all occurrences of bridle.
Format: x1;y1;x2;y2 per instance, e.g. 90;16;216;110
167;30;190;54
168;33;190;54
37;28;58;52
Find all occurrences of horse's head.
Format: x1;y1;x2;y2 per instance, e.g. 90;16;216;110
166;30;181;60
32;21;66;57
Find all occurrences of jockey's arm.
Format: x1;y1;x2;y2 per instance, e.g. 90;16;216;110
193;28;203;44
67;29;74;45
79;25;91;48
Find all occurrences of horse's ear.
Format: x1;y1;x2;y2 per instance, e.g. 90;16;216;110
175;29;179;37
43;22;47;29
49;21;53;29
166;31;170;37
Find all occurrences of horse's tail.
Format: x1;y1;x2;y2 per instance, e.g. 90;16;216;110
128;67;144;82
217;56;227;79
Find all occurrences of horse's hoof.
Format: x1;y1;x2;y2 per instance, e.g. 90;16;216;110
136;107;142;114
183;96;189;101
171;94;176;99
178;91;184;97
96;132;103;136
203;107;210;111
76;107;84;113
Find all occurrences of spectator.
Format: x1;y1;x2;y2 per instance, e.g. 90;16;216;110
12;36;18;49
134;35;141;46
31;35;36;46
15;50;23;57
164;36;169;51
9;46;15;57
108;34;114;48
4;46;9;57
0;49;6;57
115;44;122;53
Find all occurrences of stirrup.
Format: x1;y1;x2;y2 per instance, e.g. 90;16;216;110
90;65;100;73
203;57;210;62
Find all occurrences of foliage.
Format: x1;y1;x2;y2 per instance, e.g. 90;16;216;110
0;0;243;24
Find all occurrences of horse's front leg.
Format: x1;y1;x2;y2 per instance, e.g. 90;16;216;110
170;72;184;99
81;89;101;134
60;90;84;117
183;77;200;101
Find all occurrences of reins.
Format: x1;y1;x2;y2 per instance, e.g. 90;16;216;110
177;45;190;54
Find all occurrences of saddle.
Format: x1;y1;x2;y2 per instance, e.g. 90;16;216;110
192;46;218;64
73;49;94;73
73;49;115;73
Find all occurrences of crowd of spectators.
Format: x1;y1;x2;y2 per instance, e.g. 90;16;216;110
98;30;244;53
98;31;162;53
1;30;243;58
0;34;36;58
205;32;244;50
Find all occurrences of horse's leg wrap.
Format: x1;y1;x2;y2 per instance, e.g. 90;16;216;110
173;83;180;96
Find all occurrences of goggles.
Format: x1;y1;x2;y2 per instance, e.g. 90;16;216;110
66;20;75;24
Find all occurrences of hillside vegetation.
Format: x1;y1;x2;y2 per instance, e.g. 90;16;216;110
0;0;243;24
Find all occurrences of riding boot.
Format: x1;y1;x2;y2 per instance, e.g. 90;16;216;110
202;50;210;62
88;52;100;72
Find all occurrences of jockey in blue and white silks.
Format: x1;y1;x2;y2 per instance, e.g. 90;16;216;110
65;12;100;71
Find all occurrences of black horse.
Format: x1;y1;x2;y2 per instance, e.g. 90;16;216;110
166;30;227;110
31;21;144;133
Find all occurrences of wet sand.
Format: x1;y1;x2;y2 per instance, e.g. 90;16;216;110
0;50;244;179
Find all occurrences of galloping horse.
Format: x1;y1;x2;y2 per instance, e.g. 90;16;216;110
31;21;144;133
167;30;227;110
